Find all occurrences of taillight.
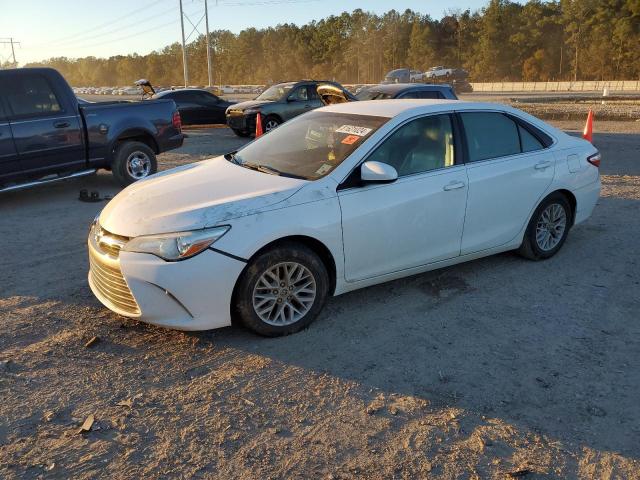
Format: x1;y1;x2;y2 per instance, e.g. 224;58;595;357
587;152;601;168
172;111;182;132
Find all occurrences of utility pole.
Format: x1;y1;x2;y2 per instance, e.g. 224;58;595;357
0;38;20;67
204;0;213;87
179;0;189;87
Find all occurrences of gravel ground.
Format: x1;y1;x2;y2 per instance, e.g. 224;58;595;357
1;121;639;479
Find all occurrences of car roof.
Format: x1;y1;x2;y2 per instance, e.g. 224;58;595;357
273;80;337;87
155;88;212;97
319;100;510;118
367;83;451;94
386;69;409;75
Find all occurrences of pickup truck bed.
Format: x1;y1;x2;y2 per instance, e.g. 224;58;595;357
0;68;184;191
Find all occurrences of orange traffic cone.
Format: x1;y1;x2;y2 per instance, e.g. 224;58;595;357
255;113;263;138
582;109;594;143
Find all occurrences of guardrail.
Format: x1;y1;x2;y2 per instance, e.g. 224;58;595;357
471;81;640;93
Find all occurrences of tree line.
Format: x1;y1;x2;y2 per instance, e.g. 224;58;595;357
23;0;640;86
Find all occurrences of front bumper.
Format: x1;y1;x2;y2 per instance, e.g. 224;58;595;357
226;113;257;132
88;237;246;331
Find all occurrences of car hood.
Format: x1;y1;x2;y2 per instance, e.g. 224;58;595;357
99;157;307;238
227;99;275;112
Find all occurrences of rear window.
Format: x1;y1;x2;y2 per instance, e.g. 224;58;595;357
3;74;62;117
401;90;443;100
356;89;393;101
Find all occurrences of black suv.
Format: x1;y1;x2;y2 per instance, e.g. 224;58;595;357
225;80;354;137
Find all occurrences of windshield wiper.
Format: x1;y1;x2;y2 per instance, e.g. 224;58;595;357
241;162;307;179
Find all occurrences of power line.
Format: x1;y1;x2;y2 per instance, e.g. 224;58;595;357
217;0;319;6
44;5;179;48
44;0;172;46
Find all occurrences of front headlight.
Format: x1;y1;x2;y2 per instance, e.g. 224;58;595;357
122;226;230;261
244;108;261;115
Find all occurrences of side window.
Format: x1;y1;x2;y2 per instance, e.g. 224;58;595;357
460;112;520;162
416;90;442;99
198;92;218;104
518;124;544;152
366;114;455;177
289;87;308;101
398;91;419;99
168;91;188;103
307;85;320;100
3;74;62;118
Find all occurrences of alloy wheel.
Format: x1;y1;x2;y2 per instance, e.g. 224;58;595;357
126;151;152;179
252;262;316;326
264;119;279;131
535;203;567;251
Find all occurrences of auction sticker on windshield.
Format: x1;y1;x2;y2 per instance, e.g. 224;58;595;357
341;134;361;145
336;125;372;136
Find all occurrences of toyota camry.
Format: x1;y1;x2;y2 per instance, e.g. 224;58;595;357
88;100;600;336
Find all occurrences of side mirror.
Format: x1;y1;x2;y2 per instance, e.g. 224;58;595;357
360;161;398;184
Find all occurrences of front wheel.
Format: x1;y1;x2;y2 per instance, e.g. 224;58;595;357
263;115;281;132
518;193;572;260
234;243;329;336
112;141;157;187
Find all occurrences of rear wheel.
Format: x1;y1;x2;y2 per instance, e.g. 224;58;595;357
518;193;572;260
235;243;329;336
112;141;157;187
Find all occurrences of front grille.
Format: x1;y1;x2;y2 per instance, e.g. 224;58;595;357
89;241;140;316
227;115;246;129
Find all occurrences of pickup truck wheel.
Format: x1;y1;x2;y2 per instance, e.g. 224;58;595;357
112;142;157;187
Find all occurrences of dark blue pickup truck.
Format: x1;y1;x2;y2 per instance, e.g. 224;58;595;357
0;68;184;191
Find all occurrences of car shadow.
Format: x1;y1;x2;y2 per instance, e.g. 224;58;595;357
192;192;640;460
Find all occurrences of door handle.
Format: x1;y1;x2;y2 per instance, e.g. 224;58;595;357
443;181;466;191
53;121;70;128
534;160;552;170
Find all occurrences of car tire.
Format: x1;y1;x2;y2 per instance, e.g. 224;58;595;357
263;115;281;132
112;141;157;187
232;128;250;137
518;193;572;261
234;243;329;337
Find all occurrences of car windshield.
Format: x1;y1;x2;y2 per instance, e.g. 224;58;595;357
356;89;393;101
256;84;293;101
228;111;388;180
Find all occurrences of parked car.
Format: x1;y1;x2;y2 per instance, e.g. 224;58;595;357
225;80;355;137
360;83;457;100
152;89;234;125
0;68;184;191
383;68;422;83
424;66;454;80
452;79;474;93
88;99;600;336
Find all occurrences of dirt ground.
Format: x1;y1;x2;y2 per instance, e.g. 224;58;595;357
1;120;639;479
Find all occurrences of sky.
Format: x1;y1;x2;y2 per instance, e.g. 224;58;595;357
1;0;496;65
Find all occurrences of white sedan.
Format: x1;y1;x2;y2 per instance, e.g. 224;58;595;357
88;100;600;336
